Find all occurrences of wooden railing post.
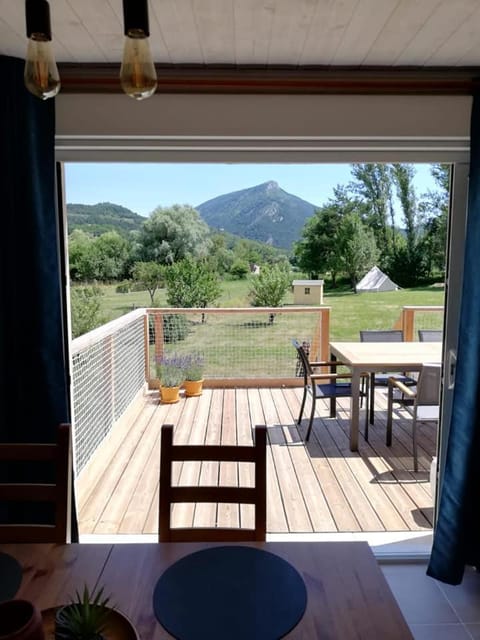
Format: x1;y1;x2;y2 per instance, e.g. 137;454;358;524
402;308;415;342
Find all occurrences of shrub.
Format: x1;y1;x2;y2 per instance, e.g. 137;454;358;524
70;286;104;338
115;281;131;294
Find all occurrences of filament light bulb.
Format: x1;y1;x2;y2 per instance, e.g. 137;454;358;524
24;33;60;100
120;29;157;100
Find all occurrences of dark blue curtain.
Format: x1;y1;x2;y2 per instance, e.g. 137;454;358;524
428;95;480;585
0;56;76;538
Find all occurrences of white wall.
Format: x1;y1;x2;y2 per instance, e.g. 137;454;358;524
55;93;471;163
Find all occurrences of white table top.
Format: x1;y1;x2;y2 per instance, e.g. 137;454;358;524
330;341;442;370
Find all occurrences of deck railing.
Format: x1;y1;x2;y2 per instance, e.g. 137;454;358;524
395;306;444;341
146;307;331;388
71;306;330;472
71;309;147;473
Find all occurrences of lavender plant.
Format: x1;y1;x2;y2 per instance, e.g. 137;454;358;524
184;354;205;381
155;353;187;387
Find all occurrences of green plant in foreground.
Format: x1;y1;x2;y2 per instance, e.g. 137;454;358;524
55;585;112;640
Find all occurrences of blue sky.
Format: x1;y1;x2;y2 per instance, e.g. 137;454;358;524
65;163;439;218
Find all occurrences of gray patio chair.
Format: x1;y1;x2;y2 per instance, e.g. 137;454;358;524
359;330;417;426
292;339;370;441
386;363;441;472
418;329;443;342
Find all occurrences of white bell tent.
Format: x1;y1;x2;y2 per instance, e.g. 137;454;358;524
357;266;399;293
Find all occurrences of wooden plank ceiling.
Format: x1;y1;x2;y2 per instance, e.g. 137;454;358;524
0;0;480;90
1;0;480;67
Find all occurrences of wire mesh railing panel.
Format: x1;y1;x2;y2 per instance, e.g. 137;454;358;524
413;311;444;339
148;308;327;380
113;318;146;419
71;311;146;473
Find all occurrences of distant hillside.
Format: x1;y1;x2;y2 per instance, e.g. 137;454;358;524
196;181;317;249
67;202;145;236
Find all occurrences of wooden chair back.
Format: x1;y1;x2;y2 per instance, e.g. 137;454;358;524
159;423;267;542
0;423;70;543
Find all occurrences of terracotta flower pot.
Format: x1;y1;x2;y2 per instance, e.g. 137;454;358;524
159;385;181;404
0;600;44;640
184;379;204;397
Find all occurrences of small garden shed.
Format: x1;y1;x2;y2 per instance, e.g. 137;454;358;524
292;280;324;305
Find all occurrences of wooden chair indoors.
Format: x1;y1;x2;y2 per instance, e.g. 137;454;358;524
359;330;417;426
292;339;370;441
159;423;267;542
386;363;441;472
0;423;70;543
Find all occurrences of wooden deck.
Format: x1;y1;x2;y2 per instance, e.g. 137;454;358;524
76;387;435;536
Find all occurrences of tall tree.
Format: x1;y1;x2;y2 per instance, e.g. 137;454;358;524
418;164;450;275
391;164;418;262
349;163;392;263
138;204;211;265
336;213;378;292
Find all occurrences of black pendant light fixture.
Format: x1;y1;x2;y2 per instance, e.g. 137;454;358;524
24;0;60;100
120;0;157;100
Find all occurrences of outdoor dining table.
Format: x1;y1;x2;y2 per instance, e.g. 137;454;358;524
329;341;443;452
0;540;413;638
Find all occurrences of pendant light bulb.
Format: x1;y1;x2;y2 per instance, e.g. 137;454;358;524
120;29;157;100
24;34;60;100
24;0;60;100
120;0;157;100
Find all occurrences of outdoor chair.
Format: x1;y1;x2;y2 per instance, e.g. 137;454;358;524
159;423;266;542
418;329;443;342
386;363;441;472
292;339;370;441
359;330;417;426
0;423;70;543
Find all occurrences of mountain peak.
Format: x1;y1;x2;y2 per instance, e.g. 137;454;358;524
197;182;318;249
263;180;279;191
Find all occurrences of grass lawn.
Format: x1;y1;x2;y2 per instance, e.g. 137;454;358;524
94;280;445;378
99;279;444;340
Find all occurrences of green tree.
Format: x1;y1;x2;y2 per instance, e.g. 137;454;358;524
132;261;165;305
249;264;291;322
70;286;104;338
230;259;250;279
349;163;393;266
294;186;360;285
138;204;211;265
165;258;221;309
337;213;378;292
391;164;418;262
68;230;99;281
418;164;450;275
94;231;130;280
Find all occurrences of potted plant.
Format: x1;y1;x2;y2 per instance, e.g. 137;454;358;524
156;353;187;404
183;354;205;397
55;585;112;640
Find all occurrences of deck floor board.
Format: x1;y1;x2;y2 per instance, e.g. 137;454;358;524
76;387;435;536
